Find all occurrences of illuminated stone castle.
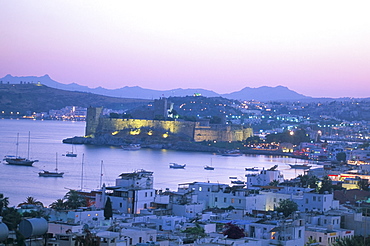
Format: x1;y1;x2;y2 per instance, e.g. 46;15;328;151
86;107;253;142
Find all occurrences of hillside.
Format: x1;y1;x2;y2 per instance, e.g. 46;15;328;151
0;83;150;115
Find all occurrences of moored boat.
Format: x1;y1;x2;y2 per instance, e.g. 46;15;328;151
122;144;141;150
289;164;312;169
204;165;214;170
65;151;77;157
231;180;245;184
4;155;38;166
245;167;259;171
169;163;186;169
38;153;64;177
3;132;38;166
222;150;242;156
38;170;64;177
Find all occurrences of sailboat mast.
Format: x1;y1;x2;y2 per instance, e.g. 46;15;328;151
99;160;103;188
16;133;19;157
81;154;84;191
27;131;31;159
56;152;58;171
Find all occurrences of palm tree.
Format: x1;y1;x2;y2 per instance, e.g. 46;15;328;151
64;190;87;209
0;195;9;216
17;196;44;207
49;199;66;210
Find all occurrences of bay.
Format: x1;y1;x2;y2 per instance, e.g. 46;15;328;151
0;119;316;207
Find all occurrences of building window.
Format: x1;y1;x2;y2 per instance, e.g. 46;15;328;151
313;196;316;201
318;197;321;202
199;187;202;191
145;192;147;197
306;198;308;204
298;230;302;238
144;203;147;209
239;199;242;204
274;198;276;202
319;237;322;242
120;203;122;208
151;192;153;197
231;198;235;204
215;197;218;202
224;198;227;203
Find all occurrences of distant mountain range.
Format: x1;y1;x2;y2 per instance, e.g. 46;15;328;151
0;74;357;102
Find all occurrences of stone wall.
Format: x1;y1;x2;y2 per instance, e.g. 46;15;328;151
85;107;253;142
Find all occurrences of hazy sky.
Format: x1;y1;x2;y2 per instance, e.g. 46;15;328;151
1;1;369;98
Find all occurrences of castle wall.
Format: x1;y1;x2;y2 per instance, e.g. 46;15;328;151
85;107;253;142
194;124;253;142
96;118;196;139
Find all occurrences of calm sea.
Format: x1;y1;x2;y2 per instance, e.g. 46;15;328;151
0;119;316;207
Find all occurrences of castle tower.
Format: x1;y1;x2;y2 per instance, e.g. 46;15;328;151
85;107;103;136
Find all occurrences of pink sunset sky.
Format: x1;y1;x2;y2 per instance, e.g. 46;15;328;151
0;1;369;98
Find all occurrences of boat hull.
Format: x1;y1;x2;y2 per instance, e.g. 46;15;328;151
38;171;64;177
289;164;312;169
4;157;37;166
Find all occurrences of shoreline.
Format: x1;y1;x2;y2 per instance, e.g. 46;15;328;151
62;136;306;159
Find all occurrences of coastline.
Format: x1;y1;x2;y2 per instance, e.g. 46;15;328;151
62;136;304;159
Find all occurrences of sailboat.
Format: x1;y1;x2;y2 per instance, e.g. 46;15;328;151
204;158;215;170
3;132;38;166
65;145;77;157
39;153;64;177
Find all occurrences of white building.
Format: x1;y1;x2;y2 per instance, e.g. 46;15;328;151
96;170;156;214
245;166;284;189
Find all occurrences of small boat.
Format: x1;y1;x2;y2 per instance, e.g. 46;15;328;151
229;176;238;179
38;170;64;177
204;165;214;170
169;163;186;169
122;144;141;150
3;132;38;166
65;151;77;157
64;145;77;157
289;164;312;169
245;167;259;171
222;150;242;157
39;153;64;177
231;180;245;184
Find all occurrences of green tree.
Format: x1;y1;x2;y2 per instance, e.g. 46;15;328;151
269;180;280;187
49;199;66;210
275;199;298;217
319;175;333;194
357;179;370;191
2;207;22;231
64;190;87;209
223;223;245;239
104;197;113;220
17;196;44;207
183;224;206;241
0;194;9;216
333;235;370;246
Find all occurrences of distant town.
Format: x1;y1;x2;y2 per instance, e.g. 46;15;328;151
1;82;370;246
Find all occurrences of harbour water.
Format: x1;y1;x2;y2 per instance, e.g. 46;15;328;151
0;119;317;207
